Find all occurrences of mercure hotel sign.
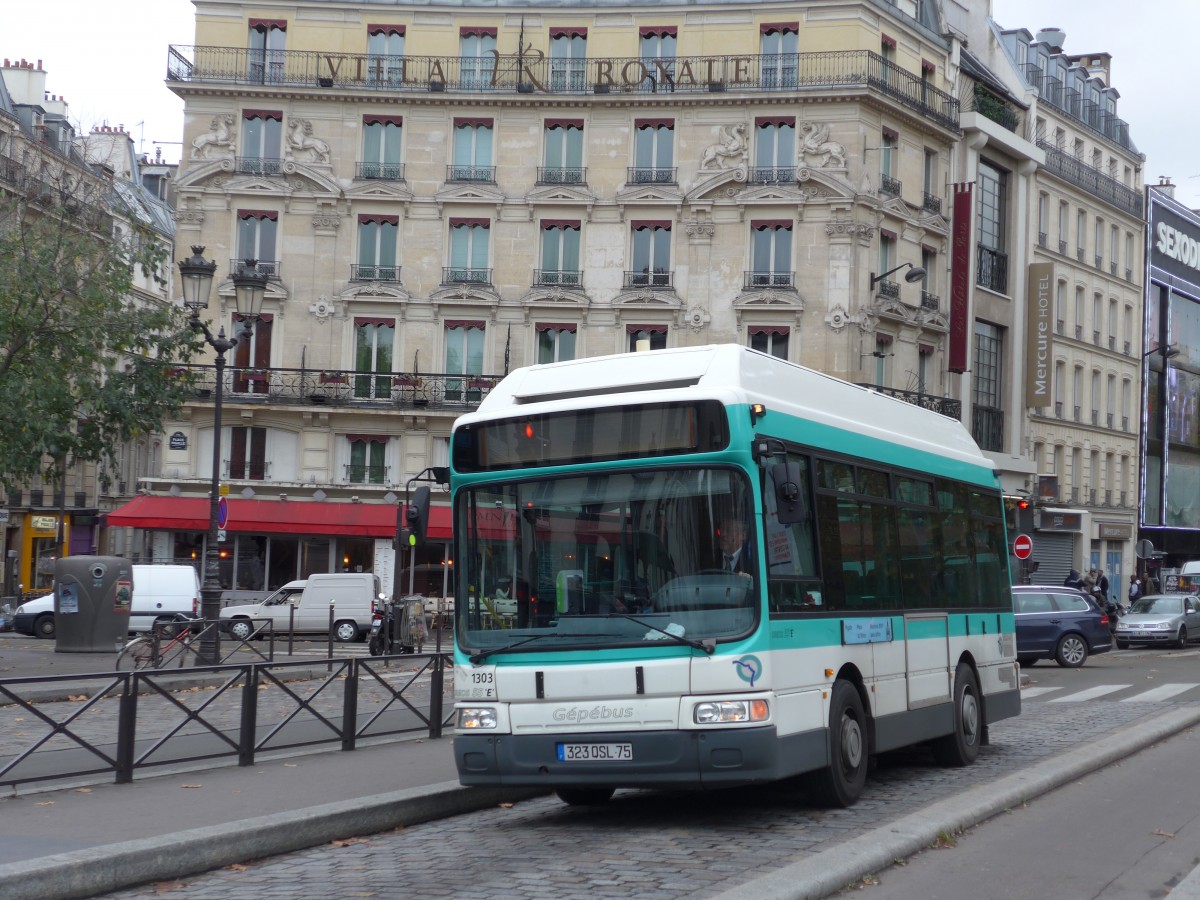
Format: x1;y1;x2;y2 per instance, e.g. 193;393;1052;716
1025;262;1054;408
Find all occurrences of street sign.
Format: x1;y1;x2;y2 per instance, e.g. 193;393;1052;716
1012;533;1033;560
217;529;227;543
0;509;9;523
217;497;230;529
1136;539;1156;559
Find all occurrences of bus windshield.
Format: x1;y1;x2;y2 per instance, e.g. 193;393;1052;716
455;466;757;654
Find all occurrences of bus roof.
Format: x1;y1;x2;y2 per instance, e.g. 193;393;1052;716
459;344;993;475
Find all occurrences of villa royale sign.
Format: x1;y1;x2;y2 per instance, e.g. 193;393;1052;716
1025;262;1054;408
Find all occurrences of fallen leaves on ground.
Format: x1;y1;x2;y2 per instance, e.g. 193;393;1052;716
330;837;370;847
1153;829;1177;839
67;695;88;702
225;863;250;871
180;784;204;789
74;788;92;793
35;801;53;806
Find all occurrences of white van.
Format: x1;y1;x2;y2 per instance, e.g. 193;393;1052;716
220;573;379;643
13;564;201;639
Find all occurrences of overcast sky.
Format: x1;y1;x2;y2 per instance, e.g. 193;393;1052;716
5;0;1195;208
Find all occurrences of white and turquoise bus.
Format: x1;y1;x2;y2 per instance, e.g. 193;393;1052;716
449;345;1019;807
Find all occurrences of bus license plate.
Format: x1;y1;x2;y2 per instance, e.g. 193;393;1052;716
557;742;633;762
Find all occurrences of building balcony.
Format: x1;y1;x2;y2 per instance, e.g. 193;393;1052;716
533;269;583;287
234;156;284;176
1037;232;1047;248
922;192;942;214
1036;140;1143;217
355;161;405;181
879;173;901;196
876;279;900;299
920;291;940;310
350;264;401;282
623;270;673;290
223;459;271;481
536;167;587;186
743;271;795;289
854;385;962;421
627;167;677;185
971;405;1004;452
446;164;495;183
168;46;960;130
442;267;491;285
179;364;500;412
749;166;795;185
345;464;389;485
976;245;1008;294
229;258;280;281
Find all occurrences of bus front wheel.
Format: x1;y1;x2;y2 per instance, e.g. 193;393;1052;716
932;662;981;767
806;680;868;808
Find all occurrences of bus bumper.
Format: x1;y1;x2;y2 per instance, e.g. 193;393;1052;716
455;725;827;789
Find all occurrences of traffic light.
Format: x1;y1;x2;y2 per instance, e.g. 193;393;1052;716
402;485;431;548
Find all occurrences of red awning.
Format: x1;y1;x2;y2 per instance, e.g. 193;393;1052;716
105;495;452;541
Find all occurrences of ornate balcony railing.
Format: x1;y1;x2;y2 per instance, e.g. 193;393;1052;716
623;270;673;289
442;266;492;285
853;385;962;421
168;46;960;130
345;464;389;485
879;173;902;196
350;264;401;282
180;364;500;412
748;166;795;185
223;459;270;480
976;245;1008;294
355;161;405;181
234;156;284;176
533;269;583;287
743;271;795;289
445;164;495;183
920;291;940;310
1036;140;1143;216
877;279;900;299
921;192;942;214
536;166;587;185
627;167;677;185
229;258;280;281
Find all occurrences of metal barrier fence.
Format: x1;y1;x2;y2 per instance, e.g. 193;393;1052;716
0;652;454;788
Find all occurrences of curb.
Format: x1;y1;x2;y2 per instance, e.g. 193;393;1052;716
710;704;1200;899
0;781;548;900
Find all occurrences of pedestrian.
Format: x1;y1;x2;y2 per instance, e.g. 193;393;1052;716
1064;568;1083;590
1128;574;1141;603
1082;568;1097;593
1095;569;1110;604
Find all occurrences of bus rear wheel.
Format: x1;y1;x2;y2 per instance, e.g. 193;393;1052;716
932;663;981;767
554;788;614;807
806;680;868;808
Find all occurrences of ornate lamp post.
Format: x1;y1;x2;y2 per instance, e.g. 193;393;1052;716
178;248;268;664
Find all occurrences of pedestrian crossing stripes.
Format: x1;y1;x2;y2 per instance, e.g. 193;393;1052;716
1020;683;1200;703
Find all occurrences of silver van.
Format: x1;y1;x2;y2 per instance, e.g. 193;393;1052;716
220;573;379;642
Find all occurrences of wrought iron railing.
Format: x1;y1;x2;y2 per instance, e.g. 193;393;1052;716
167;46;960;130
853;384;962;421
627;167;677;185
180;364;501;411
229;258;280;280
749;166;795;185
743;271;795;289
533;269;583;287
536;166;587;185
623;270;673;289
345;464;389;484
445;164;495;183
971;405;1004;452
922;192;942;214
1036;140;1143;216
976;245;1008;294
234;156;284;176
350;264;401;282
355;161;405;181
920;291;940;310
877;279;900;299
879;173;902;195
223;459;271;480
967;82;1019;132
441;266;492;285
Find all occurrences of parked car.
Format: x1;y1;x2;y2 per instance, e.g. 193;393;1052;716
1115;594;1200;649
1013;585;1113;668
220;573;379;642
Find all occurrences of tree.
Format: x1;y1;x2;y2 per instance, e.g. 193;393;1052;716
0;174;199;494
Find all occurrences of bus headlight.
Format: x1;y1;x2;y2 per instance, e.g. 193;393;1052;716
693;699;769;724
458;707;498;729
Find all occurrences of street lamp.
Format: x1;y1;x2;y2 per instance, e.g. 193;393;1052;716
178;247;268;664
869;262;926;291
1141;343;1180;361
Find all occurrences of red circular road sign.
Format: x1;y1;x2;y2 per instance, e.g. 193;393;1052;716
1012;533;1033;560
217;497;230;529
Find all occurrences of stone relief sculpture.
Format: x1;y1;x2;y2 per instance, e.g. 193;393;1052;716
699;124;748;170
190;114;234;160
799;122;847;168
286;119;331;164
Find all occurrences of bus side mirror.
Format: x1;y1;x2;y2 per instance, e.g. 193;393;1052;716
770;462;808;525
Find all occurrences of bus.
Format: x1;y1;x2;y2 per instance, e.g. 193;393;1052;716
448;345;1019;807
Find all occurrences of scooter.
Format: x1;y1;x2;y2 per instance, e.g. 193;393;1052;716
367;603;392;656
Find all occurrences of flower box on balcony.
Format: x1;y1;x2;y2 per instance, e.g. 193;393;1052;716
318;373;348;384
393;375;421;387
469;378;495;390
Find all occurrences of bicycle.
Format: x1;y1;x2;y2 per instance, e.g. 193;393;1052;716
115;616;198;671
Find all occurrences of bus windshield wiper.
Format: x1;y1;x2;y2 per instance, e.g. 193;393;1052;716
605;614;716;654
468;632;610;664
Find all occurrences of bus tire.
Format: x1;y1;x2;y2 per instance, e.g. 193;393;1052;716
806;680;868;808
932;663;981;767
555;788;614;807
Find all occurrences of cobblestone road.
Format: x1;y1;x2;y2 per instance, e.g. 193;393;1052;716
107;701;1171;899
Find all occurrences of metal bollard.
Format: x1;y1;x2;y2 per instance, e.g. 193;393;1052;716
327;600;335;671
288;604;296;656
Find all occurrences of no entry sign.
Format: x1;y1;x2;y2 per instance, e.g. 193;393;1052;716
1012;533;1033;560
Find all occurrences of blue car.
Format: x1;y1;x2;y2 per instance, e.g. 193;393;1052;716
1013;585;1113;668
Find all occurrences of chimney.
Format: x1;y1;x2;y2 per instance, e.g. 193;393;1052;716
1156;176;1176;200
1035;28;1066;52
